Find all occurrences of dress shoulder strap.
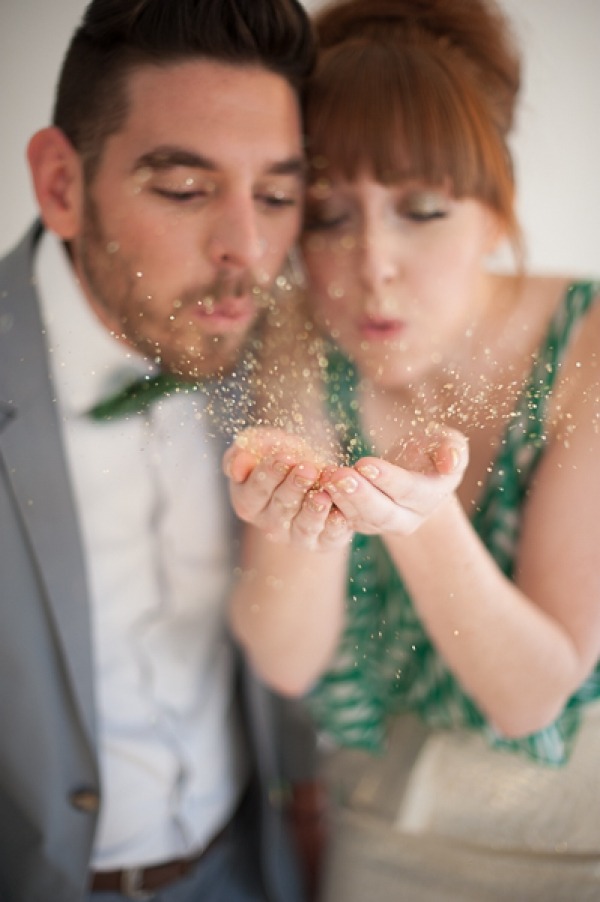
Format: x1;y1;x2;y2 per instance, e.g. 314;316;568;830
473;281;600;573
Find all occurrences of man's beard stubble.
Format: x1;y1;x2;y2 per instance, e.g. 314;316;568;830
74;194;262;380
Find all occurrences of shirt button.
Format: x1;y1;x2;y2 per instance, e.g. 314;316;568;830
69;787;100;813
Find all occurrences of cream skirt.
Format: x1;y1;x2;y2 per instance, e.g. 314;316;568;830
319;704;600;901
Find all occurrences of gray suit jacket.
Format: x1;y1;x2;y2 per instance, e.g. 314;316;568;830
0;224;312;902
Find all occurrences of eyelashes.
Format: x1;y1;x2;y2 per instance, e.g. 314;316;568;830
303;206;449;233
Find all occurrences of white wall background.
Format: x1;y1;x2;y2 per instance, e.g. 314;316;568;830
1;0;599;276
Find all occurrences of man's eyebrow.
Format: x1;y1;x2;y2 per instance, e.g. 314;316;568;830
134;148;217;172
134;147;305;177
267;158;306;178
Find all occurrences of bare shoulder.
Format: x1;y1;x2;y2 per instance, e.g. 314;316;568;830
519;272;600;366
523;272;600;310
520;273;574;309
544;275;600;430
554;276;600;371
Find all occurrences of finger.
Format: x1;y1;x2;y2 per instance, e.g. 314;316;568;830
287;490;335;548
229;456;295;522
355;458;462;511
321;467;385;524
354;457;461;513
386;425;468;477
223;446;259;483
266;461;320;526
323;461;458;535
318;508;354;550
224;426;301;485
323;470;429;535
429;432;469;476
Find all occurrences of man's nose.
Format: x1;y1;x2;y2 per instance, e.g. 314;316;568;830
207;196;264;270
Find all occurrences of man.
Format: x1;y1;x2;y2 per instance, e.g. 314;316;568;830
0;1;316;899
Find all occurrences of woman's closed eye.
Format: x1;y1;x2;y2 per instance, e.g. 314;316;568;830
402;190;450;223
304;204;351;232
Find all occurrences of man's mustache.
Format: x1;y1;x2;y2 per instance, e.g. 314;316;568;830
181;274;273;312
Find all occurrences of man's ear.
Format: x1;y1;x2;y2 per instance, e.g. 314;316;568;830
27;127;84;240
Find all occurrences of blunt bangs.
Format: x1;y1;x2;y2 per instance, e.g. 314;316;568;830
305;38;517;233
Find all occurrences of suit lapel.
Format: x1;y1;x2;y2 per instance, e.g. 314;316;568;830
0;224;96;751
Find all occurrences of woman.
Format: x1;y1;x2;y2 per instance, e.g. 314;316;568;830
225;1;600;898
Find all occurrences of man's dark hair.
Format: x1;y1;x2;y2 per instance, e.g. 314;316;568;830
53;0;316;179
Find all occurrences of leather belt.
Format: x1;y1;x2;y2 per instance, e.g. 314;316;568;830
89;819;231;899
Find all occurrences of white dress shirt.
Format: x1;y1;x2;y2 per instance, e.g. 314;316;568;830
35;231;246;869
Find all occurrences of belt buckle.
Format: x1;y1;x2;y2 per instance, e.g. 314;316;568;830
121;868;154;901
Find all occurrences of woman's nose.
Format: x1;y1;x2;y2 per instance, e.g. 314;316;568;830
357;230;399;293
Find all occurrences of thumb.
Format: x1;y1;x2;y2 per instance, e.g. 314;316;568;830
430;432;469;476
223;447;258;483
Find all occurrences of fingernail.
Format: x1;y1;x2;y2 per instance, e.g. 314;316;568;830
294;464;317;488
308;495;327;513
327;476;359;495
449;447;460;470
356;463;379;480
327;511;348;531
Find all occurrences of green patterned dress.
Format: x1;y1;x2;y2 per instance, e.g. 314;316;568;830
308;281;600;766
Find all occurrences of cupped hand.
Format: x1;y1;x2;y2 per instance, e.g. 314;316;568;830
223;427;353;550
321;426;469;536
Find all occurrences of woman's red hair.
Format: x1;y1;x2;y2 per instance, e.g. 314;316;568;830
306;0;522;252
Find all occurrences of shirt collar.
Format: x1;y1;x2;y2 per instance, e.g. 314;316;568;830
35;230;157;417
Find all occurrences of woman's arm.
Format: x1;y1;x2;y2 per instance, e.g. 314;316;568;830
225;424;468;694
225;433;351;694
229;523;350;696
325;307;600;737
